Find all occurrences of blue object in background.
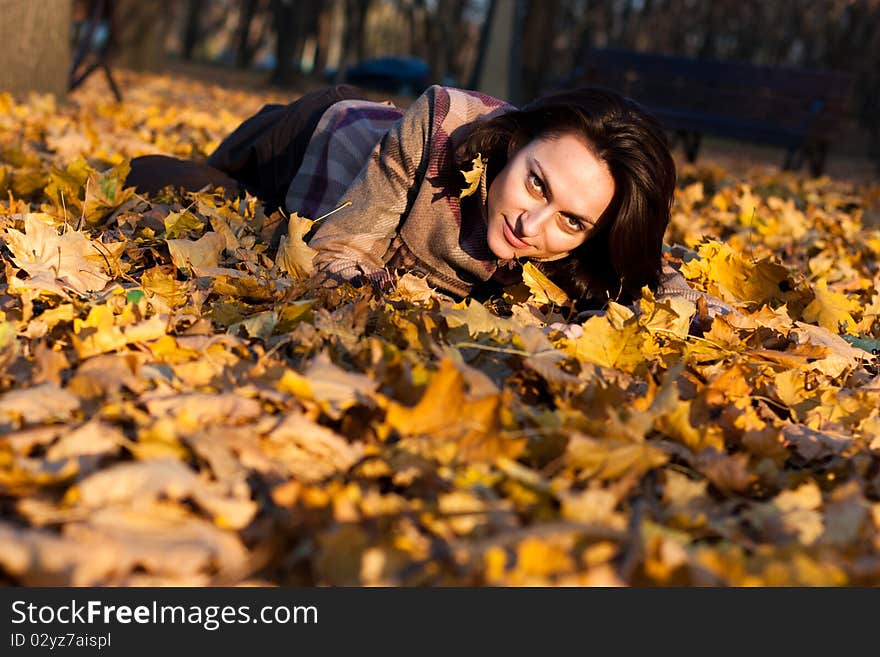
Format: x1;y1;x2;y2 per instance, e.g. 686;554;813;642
341;56;430;95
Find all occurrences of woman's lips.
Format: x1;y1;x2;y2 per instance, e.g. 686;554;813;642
502;220;530;250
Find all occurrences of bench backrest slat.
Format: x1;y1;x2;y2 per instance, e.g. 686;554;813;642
578;48;854;103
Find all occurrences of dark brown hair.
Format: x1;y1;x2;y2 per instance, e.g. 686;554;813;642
457;87;676;305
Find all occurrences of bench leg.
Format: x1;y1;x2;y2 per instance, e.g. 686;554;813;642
676;130;702;162
69;58;122;102
101;62;123;102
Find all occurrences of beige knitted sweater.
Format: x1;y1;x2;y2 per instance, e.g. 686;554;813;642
289;85;730;315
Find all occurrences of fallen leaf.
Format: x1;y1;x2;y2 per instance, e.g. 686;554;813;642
167;231;226;270
4;213;110;293
276;212;316;279
522;262;570;306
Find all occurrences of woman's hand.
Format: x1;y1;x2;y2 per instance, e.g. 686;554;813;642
305;266;395;293
545;322;584;339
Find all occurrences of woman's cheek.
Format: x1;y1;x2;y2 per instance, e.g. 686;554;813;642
545;227;573;256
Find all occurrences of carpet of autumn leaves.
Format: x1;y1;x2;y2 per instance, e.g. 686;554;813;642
1;71;880;586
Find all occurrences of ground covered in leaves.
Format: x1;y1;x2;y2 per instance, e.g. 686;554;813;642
1;71;880;586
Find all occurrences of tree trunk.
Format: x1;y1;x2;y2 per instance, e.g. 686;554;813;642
0;0;71;98
271;0;299;85
470;0;517;101
335;0;370;83
234;0;261;68
292;0;321;73
181;0;205;60
113;0;172;71
519;0;560;102
313;2;333;76
426;0;466;85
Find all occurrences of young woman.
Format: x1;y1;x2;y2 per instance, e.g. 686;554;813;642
127;83;727;315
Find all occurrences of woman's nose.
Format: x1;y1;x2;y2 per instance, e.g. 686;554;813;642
519;205;553;237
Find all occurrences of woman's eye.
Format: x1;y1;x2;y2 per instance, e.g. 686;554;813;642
564;215;585;231
528;173;544;194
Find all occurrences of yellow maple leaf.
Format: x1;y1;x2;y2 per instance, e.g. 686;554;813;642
383;359;497;437
638;287;695;339
141;267;188;310
565;312;645;373
163;210;204;238
441;299;514;338
656;399;726;453
71;304;167;359
43;157;134;226
4;213;110;294
459;154;485;198
802;279;858;334
521;261;570;306
380;359;517;463
166;231;225;271
276;212;316;279
735;184;760;225
565;433;669;481
680;240;790;305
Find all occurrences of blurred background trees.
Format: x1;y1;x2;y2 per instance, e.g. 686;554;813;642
155;0;879;164
142;1;878;97
1;0;878;164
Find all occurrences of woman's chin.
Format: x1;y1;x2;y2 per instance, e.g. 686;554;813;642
487;233;514;261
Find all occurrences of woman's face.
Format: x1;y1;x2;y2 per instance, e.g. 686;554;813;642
486;133;615;261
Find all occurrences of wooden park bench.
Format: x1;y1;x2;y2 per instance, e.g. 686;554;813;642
567;48;855;176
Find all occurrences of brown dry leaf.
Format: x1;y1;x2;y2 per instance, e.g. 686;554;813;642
264;411;364;483
393;272;441;304
166;231;226;270
73;502;251;582
773;482;825;546
564;432;669;481
68;459;257;530
822;482;869;548
0;453;80;496
2;425;64;455
313;524;371;585
2;69;879;587
0;521;123;586
559;486;628;529
33;341;71;385
0;382;80;426
46;419;124;460
695;450;753;493
4;213;110;293
276;212;316;279
441;299;516;338
789;321;867;376
781;424;851;461
277;352;376;418
66;352;150;397
142;391;263;427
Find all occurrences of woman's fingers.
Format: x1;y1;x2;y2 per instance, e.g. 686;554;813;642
546;322;584;339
